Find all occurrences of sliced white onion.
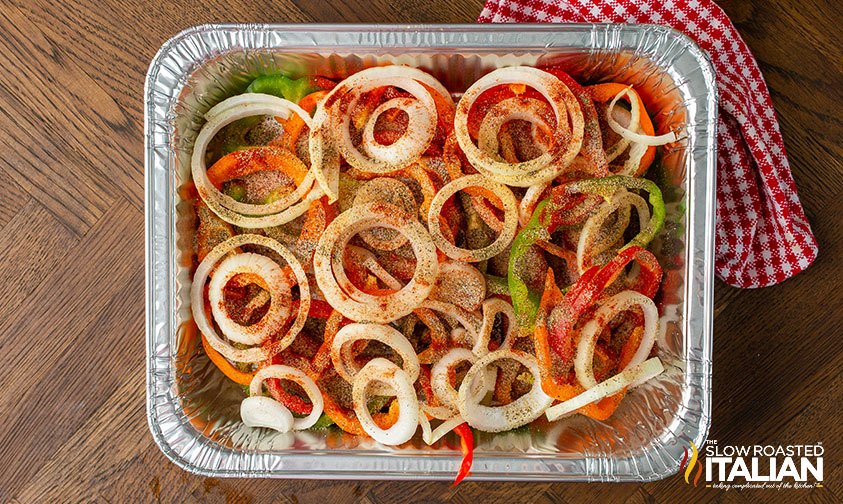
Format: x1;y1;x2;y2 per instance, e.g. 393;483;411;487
519;181;550;228
352;358;420;445
545;357;664;422
428;174;518;262
360;97;434;164
314;202;438;323
191;93;321;226
419;300;483;343
309;66;452;201
476;97;555;162
454;66;584;187
190;234;310;363
431;348;478;410
421;402;459;421
473;298;517;356
576;189;650;273
418;411;467;445
458;349;553;432
574;290;659;389
249;365;324;430
344;245;404;291
604;105;636;164
240;396;294;433
206;252;291;345
606;87;678;146
331;323;420;395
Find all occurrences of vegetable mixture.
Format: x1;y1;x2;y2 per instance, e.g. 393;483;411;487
184;65;679;484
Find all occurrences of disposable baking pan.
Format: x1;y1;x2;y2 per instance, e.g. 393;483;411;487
145;23;716;481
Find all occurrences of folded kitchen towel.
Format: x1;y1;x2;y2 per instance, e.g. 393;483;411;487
479;0;818;288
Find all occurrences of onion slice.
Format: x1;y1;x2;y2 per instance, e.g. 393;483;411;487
454;66;584;187
314;202;438;323
352;358;420;445
431;348;479;410
428;174;518;262
240;396;295;432
249;365;324;430
207;252;291;346
545;357;664;422
574;290;659;389
418;412;467;445
576;189;650;273
457;349;553;432
191;93;322;227
344;245;404;291
331;323;420;394
473;298;517;356
309;66;452;201
190;234;310;363
606;87;678;146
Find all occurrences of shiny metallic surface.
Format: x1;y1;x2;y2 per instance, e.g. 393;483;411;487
145;24;716;481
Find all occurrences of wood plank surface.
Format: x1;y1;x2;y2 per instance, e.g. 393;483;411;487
0;0;840;503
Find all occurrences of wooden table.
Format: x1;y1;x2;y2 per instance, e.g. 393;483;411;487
0;0;840;502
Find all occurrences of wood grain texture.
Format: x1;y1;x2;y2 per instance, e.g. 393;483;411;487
0;0;840;502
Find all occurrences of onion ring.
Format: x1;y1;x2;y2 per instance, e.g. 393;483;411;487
249;364;324;430
331;323;420;395
190;234;310;363
576;189;650;273
473;298;517;356
352;358;420;445
574;290;658;389
457;349;553;432
607;87;678;146
207;252;291;346
428;174;518;262
314;202;438;323
454;66;584;187
191;93;322;227
309;66;452;201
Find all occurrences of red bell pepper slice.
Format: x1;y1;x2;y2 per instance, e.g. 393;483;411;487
547;245;662;363
451;423;474;487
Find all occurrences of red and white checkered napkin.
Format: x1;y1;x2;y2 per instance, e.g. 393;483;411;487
479;0;818;288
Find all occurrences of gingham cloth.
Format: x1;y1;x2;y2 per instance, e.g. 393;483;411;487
479;0;818;288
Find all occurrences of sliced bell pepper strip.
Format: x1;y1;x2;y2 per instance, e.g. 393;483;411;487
295;196;335;264
206;146;308;190
586;82;657;176
310;309;350;381
200;331;256;386
246;74;328;105
534;267;643;420
508;191;601;330
281;90;330;152
451;423;474;487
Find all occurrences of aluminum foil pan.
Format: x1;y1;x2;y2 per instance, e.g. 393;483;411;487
145;23;716;481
